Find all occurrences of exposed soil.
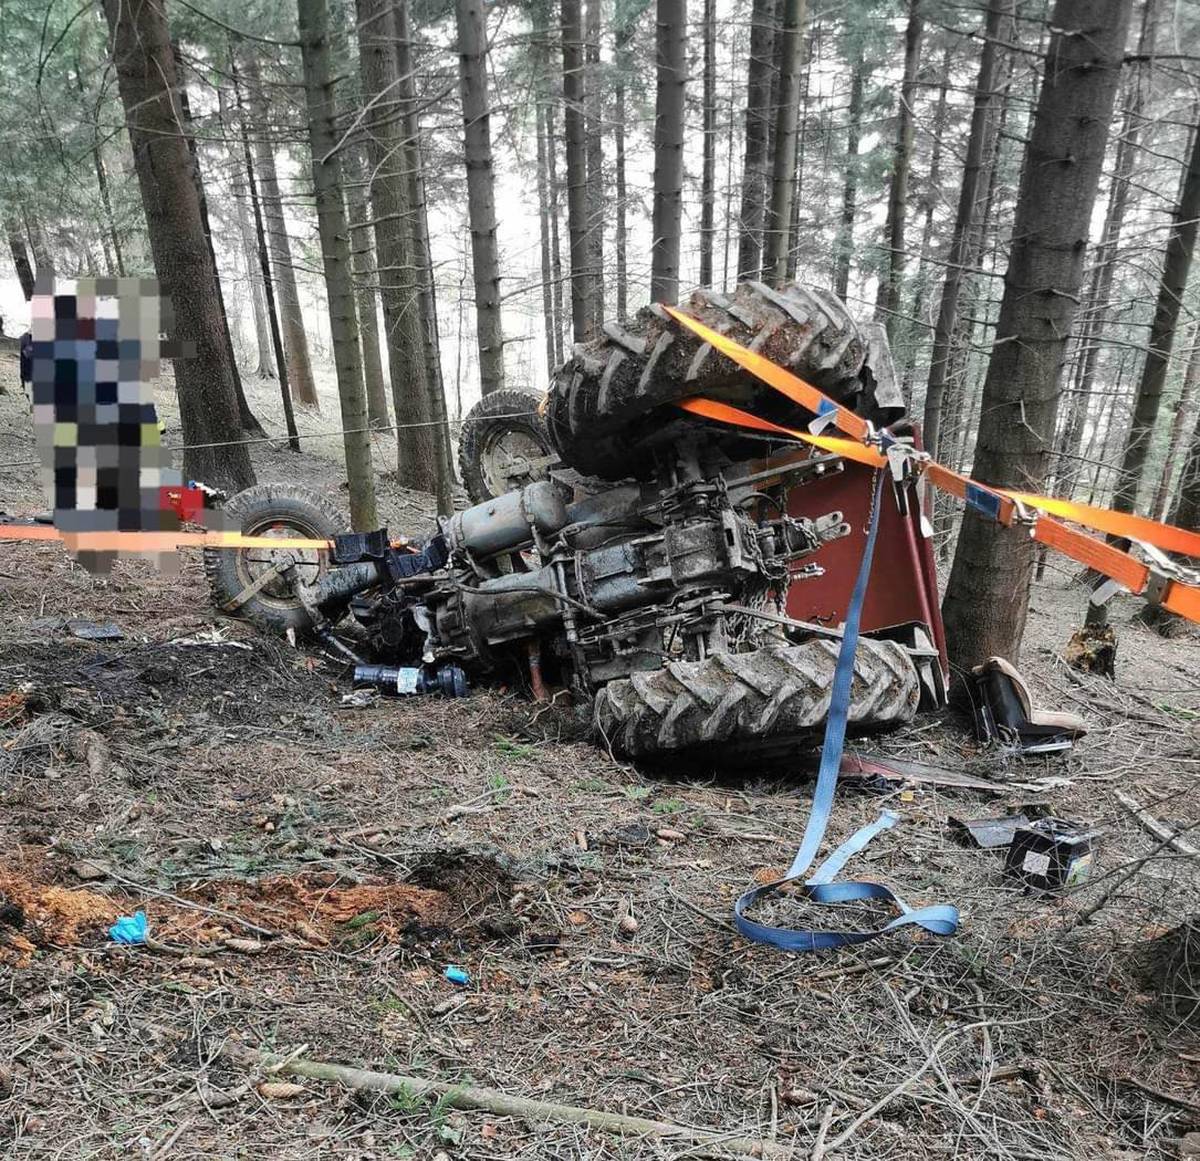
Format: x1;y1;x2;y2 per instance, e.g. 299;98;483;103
1;358;1198;1158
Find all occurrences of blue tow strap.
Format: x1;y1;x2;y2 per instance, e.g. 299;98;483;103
733;471;960;952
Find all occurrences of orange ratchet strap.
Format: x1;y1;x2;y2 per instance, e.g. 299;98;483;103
668;306;1200;624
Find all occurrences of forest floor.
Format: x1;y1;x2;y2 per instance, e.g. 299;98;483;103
0;351;1198;1159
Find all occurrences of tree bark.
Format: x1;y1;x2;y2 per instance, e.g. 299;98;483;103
831;45;864;301
6;218;34;300
562;0;593;339
546;100;567;356
614;20;632;315
345;158;390;430
1170;396;1200;531
455;0;506;394
1152;324;1200;520
1054;0;1159;502
536;96;558;378
737;0;777;281
940;0;1133;674
584;0;605;326
173;49;264;438
233;63;300;454
100;0;254;494
394;0;455;513
297;0;378;530
243;54;321;410
699;0;716;288
921;0;1007;460
218;86;277;381
357;0;436;492
1111;116;1200;516
650;0;687;305
763;0;805;286
874;0;923;339
25;216;54;284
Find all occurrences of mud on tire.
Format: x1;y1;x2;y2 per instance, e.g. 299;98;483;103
593;637;919;762
547;281;889;479
458;389;556;503
204;483;348;635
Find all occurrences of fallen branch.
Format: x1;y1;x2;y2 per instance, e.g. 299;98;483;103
1114;791;1199;857
224;1043;792;1159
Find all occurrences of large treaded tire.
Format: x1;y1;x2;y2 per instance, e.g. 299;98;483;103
548;281;879;479
458;390;556;503
205;483;348;635
593;638;919;762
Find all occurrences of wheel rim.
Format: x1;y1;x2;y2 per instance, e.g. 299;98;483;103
234;514;330;613
479;426;552;496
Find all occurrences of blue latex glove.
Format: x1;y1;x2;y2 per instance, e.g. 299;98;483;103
109;911;148;945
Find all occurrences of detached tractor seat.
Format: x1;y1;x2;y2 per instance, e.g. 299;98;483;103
971;657;1087;754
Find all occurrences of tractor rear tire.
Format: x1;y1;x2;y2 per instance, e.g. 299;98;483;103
547;281;884;479
593;637;919;763
458;389;556;503
204;483;348;635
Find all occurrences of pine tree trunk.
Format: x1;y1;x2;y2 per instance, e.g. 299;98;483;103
394;0;455;513
536;97;558;378
1111;116;1200;516
1171;400;1200;531
584;0;605;326
346;158;390;430
100;0;254;494
831;47;864;301
940;0;1132;674
737;0;777;281
874;0;923;339
1152;325;1200;519
1055;0;1159;502
92;146;125;278
174;50;264;438
562;0;594;339
297;0;378;530
6;219;34;300
357;0;437;491
232;60;300;454
218;86;277;381
650;0;687;305
614;21;631;316
762;0;805;286
921;0;1007;460
903;49;950;404
546;98;566;353
699;0;716;289
25;216;54;283
243;54;321;410
455;0;506;394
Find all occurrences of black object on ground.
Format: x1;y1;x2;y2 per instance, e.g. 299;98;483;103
353;663;469;698
971;656;1087;754
1003;817;1099;891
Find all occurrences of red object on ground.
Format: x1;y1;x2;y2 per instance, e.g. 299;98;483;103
160;485;207;523
785;454;949;678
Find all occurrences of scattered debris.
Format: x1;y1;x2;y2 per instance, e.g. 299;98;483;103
65;619;124;641
841;752;1009;794
949;808;1049;850
1114;790;1199;857
972;656;1087;754
1065;622;1117;678
1003;817;1099;891
167;627;252;650
109;911;148;945
339;689;378;709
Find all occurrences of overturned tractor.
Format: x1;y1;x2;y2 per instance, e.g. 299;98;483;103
206;282;946;764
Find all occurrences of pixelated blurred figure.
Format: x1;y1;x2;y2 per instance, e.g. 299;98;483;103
28;278;185;572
